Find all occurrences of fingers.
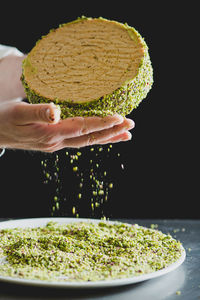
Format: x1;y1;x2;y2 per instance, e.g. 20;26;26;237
14;117;134;152
98;131;132;145
6;99;135;151
42;132;132;152
50;114;124;139
59;118;134;148
11;102;61;125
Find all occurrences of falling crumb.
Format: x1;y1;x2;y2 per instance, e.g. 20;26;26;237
98;190;104;195
45;173;50;179
72;206;76;215
108;183;113;189
150;224;158;229
176;290;181;295
41;144;122;217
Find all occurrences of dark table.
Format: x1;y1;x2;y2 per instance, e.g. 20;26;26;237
0;219;199;300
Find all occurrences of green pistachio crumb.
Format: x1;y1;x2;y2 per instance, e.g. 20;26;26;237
0;221;183;282
98;190;104;195
150;224;158;229
45;173;50;179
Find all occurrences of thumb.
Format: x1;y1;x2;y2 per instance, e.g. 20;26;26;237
12;102;61;125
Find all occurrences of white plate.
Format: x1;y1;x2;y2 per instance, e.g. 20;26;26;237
0;218;186;288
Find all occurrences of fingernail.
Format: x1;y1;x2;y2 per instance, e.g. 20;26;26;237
126;120;135;130
46;106;61;123
123;132;132;141
46;108;51;121
53;106;61;123
114;114;124;123
127;132;132;140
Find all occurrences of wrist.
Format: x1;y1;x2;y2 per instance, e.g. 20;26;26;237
0;45;25;102
12;55;27;99
0;55;26;101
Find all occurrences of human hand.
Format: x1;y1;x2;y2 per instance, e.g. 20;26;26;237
0;101;135;152
0;54;135;152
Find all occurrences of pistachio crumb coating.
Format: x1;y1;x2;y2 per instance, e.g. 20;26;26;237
0;221;183;282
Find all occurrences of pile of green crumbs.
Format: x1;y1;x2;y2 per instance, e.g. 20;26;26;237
0;221;183;282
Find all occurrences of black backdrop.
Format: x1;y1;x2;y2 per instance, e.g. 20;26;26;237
0;2;198;219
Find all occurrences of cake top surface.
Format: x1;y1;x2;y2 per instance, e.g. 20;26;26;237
23;17;145;103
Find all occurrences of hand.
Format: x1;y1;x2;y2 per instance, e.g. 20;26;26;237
0;54;135;152
0;101;135;152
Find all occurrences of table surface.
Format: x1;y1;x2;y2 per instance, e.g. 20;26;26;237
0;218;199;300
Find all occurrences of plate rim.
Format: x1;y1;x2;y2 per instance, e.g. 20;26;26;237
0;217;186;288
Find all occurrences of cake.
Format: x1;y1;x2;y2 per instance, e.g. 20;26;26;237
21;17;153;118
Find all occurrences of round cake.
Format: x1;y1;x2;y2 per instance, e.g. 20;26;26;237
21;17;153;118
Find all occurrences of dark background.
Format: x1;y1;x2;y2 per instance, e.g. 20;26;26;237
0;2;198;219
